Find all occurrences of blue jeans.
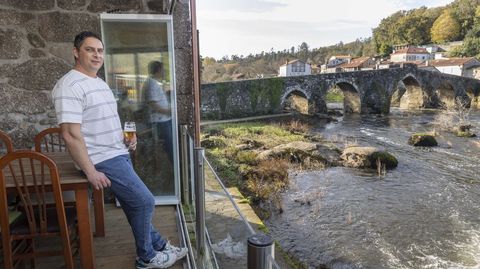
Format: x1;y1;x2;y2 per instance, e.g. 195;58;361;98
153;120;173;163
95;154;166;261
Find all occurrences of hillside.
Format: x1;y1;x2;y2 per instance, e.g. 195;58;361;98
202;0;480;83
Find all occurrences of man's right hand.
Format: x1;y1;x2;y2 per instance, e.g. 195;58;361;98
85;170;111;190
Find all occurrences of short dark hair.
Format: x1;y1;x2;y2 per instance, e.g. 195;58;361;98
148;61;163;76
74;31;102;50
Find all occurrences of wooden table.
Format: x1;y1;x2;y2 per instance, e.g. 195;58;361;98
4;152;105;269
45;152;105;238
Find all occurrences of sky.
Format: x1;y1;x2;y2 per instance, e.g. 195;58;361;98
197;0;455;59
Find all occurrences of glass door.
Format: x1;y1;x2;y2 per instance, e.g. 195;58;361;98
101;14;179;204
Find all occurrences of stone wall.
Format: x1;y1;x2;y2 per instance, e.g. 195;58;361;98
0;0;194;148
201;78;285;120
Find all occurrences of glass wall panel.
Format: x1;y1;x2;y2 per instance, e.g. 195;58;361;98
101;14;178;202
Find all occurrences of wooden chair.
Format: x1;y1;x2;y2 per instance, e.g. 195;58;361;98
34;127;76;206
0;130;14;156
0;131;24;266
0;150;78;269
34;128;66;153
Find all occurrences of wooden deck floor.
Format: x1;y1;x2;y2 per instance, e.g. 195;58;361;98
33;203;186;269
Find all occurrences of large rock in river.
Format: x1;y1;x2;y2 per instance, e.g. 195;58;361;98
408;133;438;147
256;141;341;166
341;146;398;169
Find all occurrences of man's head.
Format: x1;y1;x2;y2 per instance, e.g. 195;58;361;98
148;61;163;78
73;31;104;77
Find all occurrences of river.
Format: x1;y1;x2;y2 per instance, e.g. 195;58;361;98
266;108;480;269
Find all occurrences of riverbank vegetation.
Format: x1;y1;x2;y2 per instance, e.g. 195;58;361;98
434;97;477;137
201;119;338;214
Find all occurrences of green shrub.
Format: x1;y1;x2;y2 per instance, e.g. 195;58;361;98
236;150;258;165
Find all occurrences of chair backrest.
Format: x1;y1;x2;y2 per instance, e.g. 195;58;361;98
0;130;14;156
34;127;67;152
0;150;68;236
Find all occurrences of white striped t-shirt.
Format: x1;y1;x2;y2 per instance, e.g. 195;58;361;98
52;69;128;165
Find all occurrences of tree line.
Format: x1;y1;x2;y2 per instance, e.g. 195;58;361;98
202;0;480;83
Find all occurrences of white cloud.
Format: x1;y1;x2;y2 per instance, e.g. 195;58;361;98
197;0;454;59
200;0;286;12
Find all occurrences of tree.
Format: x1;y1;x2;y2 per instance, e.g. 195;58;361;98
398;7;437;45
449;0;480;38
202;57;216;66
450;23;480;57
379;43;392;56
431;9;461;43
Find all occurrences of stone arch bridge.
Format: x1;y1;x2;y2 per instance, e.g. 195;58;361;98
200;64;480;119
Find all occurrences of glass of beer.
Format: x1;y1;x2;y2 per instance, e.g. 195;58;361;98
124;121;136;144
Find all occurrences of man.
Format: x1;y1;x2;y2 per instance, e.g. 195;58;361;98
142;61;173;163
52;31;187;269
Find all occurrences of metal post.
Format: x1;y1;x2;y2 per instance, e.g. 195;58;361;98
194;147;206;268
248;233;274;269
179;125;191;205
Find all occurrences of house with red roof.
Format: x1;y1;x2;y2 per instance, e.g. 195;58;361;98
390;47;431;63
427;57;480;78
339;57;375;72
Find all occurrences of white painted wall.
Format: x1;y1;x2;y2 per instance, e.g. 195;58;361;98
278;62;311;77
435;66;462;76
279;65;287;76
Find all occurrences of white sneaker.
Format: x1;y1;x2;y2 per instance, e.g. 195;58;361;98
135;251;176;269
162;241;188;260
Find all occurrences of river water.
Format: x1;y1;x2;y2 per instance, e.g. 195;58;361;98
266;108;480;269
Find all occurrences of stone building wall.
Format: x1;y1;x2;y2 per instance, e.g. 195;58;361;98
0;0;194;148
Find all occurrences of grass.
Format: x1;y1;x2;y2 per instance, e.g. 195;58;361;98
326;90;344;103
202;121;307;187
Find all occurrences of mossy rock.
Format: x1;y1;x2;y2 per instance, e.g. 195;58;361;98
341;146;398;169
368;151;398;169
455;131;476;138
408;133;438;147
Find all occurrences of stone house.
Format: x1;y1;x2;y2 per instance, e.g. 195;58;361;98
390;47;431;63
278;59;311;77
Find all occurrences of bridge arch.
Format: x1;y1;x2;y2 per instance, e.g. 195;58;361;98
435;81;458;109
466;87;480;109
281;86;311;114
392;74;426;109
327;79;361;113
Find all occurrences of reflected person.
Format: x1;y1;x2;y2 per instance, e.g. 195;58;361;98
143;61;173;163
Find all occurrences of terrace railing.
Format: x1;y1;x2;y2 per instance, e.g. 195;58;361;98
179;125;279;269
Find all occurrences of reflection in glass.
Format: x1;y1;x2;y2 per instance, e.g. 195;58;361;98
101;17;177;198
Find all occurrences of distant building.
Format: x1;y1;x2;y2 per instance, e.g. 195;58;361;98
421;44;447;59
321;55;352;73
328;55;352;66
377;60;400;69
339;57;375;72
427;57;480;78
278;59;311;77
390;47;431;62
